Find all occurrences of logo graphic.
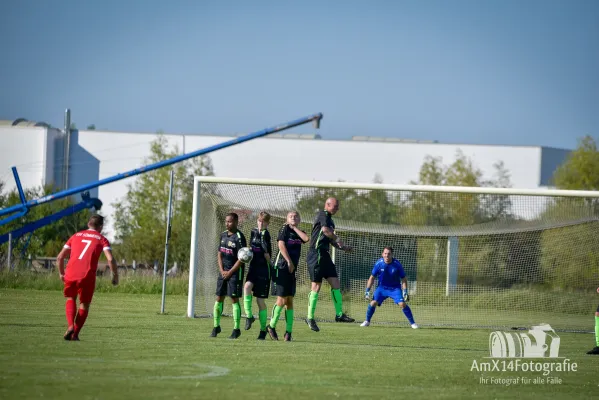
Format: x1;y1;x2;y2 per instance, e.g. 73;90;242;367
489;324;560;358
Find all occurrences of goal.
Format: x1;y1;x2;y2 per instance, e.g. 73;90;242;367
187;177;599;331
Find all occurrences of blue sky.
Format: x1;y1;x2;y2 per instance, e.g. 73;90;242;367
1;0;597;149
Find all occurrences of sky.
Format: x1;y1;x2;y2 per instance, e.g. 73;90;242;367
0;0;598;150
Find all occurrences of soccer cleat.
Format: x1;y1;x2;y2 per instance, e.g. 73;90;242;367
210;326;222;337
71;334;80;341
267;326;279;340
257;330;267;340
284;331;292;342
229;329;241;339
360;321;370;327
587;346;599;355
245;316;255;331
64;327;74;341
335;314;355;323
411;323;419;329
305;318;320;332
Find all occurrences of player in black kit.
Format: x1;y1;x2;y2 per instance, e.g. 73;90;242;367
243;211;273;340
266;211;309;341
211;212;247;339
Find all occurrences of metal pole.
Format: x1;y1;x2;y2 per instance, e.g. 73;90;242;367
161;170;175;314
7;233;12;270
64;109;71;190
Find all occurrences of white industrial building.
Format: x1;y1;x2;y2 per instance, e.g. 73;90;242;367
0;119;571;240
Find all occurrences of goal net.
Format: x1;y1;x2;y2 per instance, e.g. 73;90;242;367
187;177;599;331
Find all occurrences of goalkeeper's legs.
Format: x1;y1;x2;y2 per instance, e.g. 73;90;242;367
361;300;378;327
399;301;417;328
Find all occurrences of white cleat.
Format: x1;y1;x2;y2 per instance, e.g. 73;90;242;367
411;323;419;329
360;321;370;327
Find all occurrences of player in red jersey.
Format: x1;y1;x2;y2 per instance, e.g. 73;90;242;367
56;215;118;341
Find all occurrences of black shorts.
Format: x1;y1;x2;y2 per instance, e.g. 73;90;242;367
246;265;270;299
306;250;337;283
215;269;244;298
271;263;296;297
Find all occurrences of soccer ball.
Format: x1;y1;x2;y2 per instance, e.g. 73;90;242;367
237;247;253;263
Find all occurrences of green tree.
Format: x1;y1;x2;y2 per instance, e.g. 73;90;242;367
0;185;92;264
111;135;214;269
552;136;599;191
86;124;96;130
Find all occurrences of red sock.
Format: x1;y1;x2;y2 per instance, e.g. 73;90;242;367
65;299;76;328
74;308;89;335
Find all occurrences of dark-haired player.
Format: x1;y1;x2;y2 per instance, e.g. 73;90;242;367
56;214;118;341
267;211;309;341
211;212;247;339
243;211;272;340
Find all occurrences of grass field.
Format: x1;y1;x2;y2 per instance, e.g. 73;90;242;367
0;288;597;400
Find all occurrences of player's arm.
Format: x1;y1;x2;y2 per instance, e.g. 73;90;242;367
225;233;246;278
278;240;295;273
103;248;119;285
56;247;71;281
261;231;272;262
398;263;409;301
290;225;309;243
321;226;351;252
364;275;376;299
217;251;226;278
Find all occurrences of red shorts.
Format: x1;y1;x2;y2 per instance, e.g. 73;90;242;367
63;278;96;303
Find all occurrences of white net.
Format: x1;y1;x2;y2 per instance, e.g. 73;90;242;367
189;179;599;331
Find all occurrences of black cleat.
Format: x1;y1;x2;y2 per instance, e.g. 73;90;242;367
587;346;599;355
335;313;355;323
64;327;74;341
71;334;80;341
210;326;221;337
267;326;279;340
245;316;255;331
257;330;267;340
229;329;241;339
305;318;320;332
284;331;292;342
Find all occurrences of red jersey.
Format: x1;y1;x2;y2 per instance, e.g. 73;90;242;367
64;229;111;281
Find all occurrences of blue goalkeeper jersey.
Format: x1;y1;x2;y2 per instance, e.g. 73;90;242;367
371;258;406;289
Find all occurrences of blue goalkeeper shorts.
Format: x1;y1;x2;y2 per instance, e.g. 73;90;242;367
373;287;404;305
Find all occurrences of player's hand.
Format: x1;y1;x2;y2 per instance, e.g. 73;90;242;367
364;289;370;300
111;273;119;286
403;289;410;302
342;244;353;253
59;273;65;283
288;261;295;274
220;270;228;279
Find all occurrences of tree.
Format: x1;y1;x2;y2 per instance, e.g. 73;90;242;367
111;135;214;269
0;184;92;264
86;124;96;130
552;136;599;191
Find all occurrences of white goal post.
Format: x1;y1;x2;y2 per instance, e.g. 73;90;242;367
187;176;599;331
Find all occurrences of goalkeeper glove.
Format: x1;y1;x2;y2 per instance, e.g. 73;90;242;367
365;288;371;300
403;289;410;302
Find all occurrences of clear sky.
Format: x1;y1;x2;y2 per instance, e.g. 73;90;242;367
1;0;597;149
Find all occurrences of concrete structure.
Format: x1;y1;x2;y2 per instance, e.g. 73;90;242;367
0;122;571;239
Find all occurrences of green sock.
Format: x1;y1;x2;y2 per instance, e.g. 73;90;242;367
307;291;319;320
244;295;253;318
213;302;223;328
259;309;267;330
286;309;294;333
270;305;283;328
595;316;599;346
331;288;343;317
232;302;241;330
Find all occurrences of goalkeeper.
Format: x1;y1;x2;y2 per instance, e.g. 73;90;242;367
360;247;418;329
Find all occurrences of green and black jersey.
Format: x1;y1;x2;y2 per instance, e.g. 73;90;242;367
218;230;247;270
308;210;335;255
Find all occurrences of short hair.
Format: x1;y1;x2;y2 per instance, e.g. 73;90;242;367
258;211;271;223
88;215;104;230
226;212;239;221
288;210;300;218
383;246;394;254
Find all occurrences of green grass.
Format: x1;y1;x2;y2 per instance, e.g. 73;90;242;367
0;289;597;400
